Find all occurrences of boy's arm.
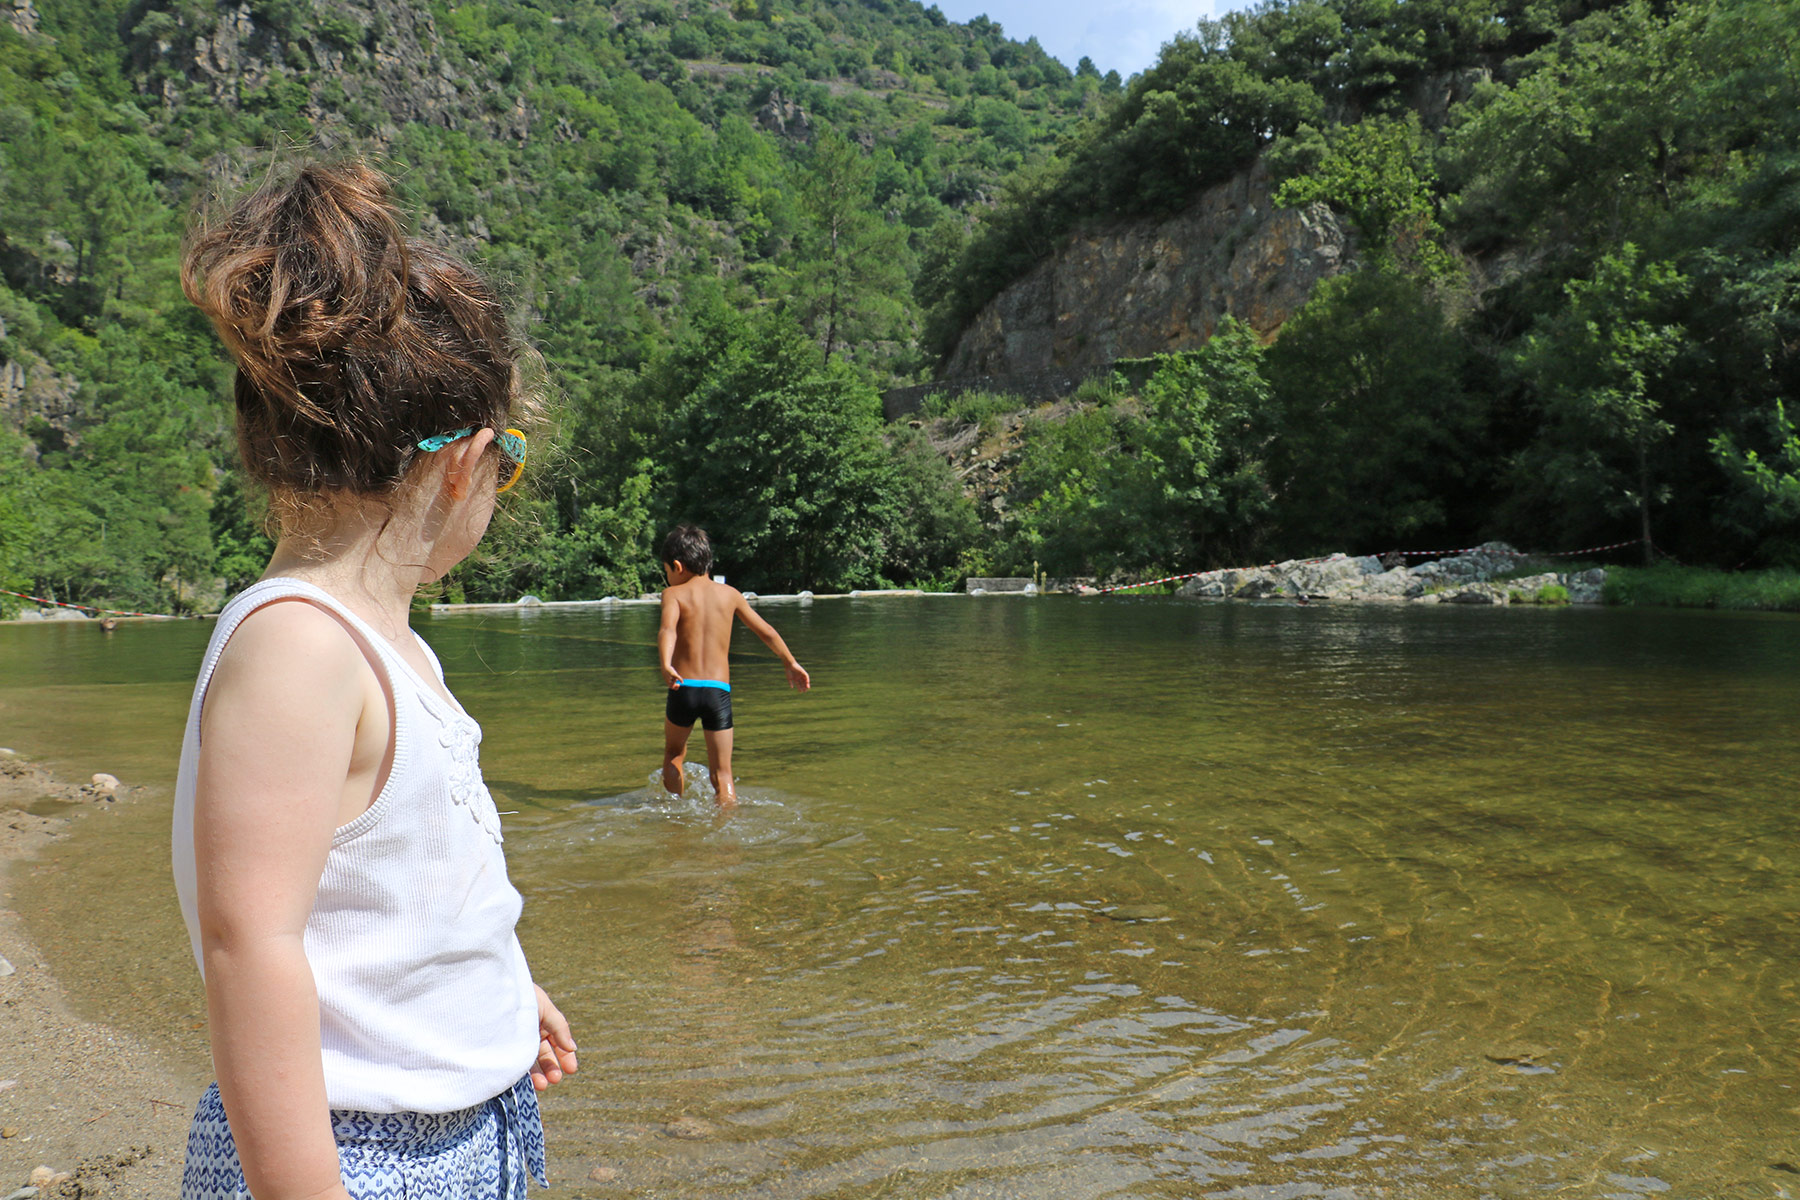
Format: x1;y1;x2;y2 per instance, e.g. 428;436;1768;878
657;591;683;688
735;594;811;691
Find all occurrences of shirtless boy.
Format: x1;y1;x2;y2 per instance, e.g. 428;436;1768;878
657;524;810;805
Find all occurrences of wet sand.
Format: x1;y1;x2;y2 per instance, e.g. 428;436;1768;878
0;752;201;1198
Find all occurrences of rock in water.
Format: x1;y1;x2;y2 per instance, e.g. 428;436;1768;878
1484;1042;1552;1067
663;1116;717;1140
1105;905;1172;922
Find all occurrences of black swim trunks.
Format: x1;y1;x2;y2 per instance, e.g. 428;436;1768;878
665;682;734;731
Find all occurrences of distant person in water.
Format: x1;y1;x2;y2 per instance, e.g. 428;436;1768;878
657;525;810;805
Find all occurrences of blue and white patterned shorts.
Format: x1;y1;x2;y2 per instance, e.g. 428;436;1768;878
181;1074;548;1200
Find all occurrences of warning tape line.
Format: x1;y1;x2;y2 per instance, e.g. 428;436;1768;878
1382;539;1641;560
1090;540;1647;596
1091;556;1337;595
1;588;178;619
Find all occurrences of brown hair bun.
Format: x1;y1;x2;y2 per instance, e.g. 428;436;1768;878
182;159;525;497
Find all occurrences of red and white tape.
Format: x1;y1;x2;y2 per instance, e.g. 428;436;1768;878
1383;539;1640;559
1;588;177;619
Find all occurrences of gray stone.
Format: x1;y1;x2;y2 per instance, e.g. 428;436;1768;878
965;577;1036;594
1233;575;1286;600
1562;567;1607;605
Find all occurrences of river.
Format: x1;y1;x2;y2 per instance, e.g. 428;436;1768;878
4;596;1796;1197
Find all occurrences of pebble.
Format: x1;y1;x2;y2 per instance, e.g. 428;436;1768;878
90;773;120;793
1;1125;18;1138
662;1115;717;1140
1104;904;1172;922
1484;1042;1553;1067
26;1169;53;1189
0;955;14;976
586;1166;620;1182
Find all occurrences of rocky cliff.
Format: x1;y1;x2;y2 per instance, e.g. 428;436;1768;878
129;0;527;142
942;158;1352;378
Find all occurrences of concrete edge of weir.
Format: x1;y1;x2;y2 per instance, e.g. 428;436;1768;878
427;587;1004;614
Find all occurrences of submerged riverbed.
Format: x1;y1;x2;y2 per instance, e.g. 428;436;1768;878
4;597;1797;1198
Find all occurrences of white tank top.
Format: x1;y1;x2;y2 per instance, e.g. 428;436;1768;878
171;578;539;1114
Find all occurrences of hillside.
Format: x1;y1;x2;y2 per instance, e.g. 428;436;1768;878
3;0;1798;606
0;0;1108;606
915;0;1800;578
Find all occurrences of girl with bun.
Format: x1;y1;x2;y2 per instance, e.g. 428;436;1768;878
171;160;575;1200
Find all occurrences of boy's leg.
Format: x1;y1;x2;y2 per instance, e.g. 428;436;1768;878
701;727;735;806
662;719;691;795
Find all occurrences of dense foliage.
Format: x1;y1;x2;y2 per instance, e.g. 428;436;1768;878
2;0;1797;613
927;0;1800;579
0;0;1092;609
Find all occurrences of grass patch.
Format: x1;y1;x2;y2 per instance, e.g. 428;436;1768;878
1603;565;1800;612
922;389;1025;428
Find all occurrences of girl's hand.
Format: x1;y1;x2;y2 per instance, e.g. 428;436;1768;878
532;984;578;1092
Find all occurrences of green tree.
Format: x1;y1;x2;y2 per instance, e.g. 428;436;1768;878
791;128;909;363
1266;269;1483;554
1714;402;1800;522
1509;246;1688;562
1135;320;1277;565
660;308;903;590
1274;114;1453;276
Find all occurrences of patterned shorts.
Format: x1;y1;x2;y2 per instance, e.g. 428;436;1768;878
181;1074;548;1200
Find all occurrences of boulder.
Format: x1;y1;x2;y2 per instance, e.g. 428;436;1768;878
1233;574;1287;600
1562;567;1606;605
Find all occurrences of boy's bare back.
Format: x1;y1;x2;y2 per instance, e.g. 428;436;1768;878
661;574;747;684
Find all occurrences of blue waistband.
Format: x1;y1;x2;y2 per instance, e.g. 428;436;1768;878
680;679;730;691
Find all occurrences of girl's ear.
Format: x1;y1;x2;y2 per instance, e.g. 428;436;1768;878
442;428;496;501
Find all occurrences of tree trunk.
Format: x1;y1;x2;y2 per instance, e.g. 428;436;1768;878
1638;443;1654;565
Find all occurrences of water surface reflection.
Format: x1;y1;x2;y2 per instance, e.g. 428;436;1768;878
6;598;1797;1197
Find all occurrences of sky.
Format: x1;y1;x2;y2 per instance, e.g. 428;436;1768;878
929;0;1225;80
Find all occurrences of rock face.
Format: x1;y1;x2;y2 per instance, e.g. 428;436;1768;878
943;158;1353;378
3;0;38;38
131;0;529;142
1173;543;1607;606
0;332;82;456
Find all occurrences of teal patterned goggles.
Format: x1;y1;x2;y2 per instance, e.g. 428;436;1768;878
416;427;528;494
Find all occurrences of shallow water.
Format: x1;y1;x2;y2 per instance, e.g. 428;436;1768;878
5;598;1798;1198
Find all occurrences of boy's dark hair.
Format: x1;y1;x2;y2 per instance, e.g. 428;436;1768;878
662;525;713;576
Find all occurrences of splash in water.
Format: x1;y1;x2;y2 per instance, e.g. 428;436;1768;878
650;760;722;804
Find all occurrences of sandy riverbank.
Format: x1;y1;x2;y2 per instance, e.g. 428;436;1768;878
0;753;202;1199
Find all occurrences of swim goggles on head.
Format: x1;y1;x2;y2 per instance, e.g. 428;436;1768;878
416;427;528;494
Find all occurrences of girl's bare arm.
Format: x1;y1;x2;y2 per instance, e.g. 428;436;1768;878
194;603;372;1200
